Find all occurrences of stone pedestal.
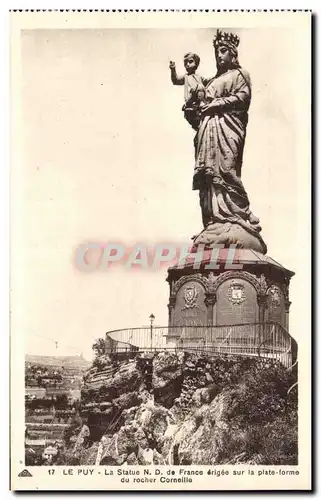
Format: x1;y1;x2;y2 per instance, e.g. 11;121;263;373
166;248;294;332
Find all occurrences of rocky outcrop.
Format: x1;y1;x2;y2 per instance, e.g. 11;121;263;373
152;351;184;407
60;351;297;466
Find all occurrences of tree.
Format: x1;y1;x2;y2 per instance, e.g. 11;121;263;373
92;338;106;358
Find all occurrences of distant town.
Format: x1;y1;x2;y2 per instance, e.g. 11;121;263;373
25;354;91;465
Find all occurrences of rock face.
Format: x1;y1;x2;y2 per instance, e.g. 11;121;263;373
152;351;185;407
60;352;298;466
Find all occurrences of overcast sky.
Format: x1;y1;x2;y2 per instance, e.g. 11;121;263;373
14;26;309;359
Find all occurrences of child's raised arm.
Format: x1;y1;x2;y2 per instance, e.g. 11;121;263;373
169;61;184;85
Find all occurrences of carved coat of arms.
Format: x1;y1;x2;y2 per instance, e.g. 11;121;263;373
182;285;198;310
228;281;246;305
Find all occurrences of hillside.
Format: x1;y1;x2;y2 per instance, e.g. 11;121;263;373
54;351;297;466
25;354;90;370
25;354;90;396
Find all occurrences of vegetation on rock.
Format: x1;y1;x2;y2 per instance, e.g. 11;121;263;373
57;351;298;466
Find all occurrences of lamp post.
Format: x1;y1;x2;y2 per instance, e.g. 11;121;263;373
149;314;155;351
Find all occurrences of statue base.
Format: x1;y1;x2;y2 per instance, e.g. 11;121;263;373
192;221;267;255
167;247;294;334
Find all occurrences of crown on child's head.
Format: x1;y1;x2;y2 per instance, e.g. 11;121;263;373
213;29;240;51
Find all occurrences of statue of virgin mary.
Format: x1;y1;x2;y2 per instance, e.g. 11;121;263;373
191;30;267;254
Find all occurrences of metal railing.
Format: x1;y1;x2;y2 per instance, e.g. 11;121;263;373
105;322;296;368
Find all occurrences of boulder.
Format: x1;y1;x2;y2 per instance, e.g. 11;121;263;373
153;352;184;407
126;452;139;465
113;391;142;412
137;447;154;465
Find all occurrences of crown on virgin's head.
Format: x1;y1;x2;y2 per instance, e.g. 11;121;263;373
213;29;240;49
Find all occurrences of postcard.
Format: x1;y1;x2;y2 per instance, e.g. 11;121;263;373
10;10;311;491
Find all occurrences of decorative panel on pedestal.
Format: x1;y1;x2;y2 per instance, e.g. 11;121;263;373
215;278;258;326
265;285;286;326
172;280;207;327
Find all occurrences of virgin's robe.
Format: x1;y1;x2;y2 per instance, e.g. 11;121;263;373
193;67;260;235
